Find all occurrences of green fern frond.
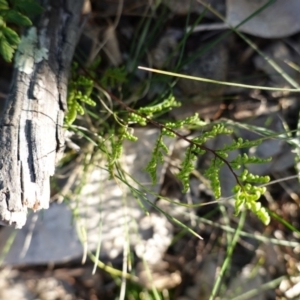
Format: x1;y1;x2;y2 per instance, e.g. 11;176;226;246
128;112;147;126
137;94;181;117
221;137;265;152
172;121;271;224
231;153;272;169
145;133;169;184
107;126;139;175
177;146;200;192
233;183;270;225
192;124;233;145
65;64;96;125
239;169;270;184
107;133;124;175
164;113;206;131
204;157;223;198
128;94;183;126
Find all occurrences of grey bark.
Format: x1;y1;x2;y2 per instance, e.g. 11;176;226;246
0;0;84;228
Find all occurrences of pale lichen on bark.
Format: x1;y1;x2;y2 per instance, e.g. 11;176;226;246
15;27;49;75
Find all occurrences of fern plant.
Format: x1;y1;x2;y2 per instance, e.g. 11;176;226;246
0;0;42;62
64;65;272;225
100;92;272;225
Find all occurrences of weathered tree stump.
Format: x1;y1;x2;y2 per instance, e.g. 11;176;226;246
0;0;84;228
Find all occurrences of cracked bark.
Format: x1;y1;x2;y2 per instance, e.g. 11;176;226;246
0;0;84;228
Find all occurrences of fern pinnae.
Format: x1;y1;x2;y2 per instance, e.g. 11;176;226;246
107;127;136;175
65;63;97;125
145;132;169;184
177;146;199;192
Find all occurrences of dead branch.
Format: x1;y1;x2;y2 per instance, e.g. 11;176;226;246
0;0;84;228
